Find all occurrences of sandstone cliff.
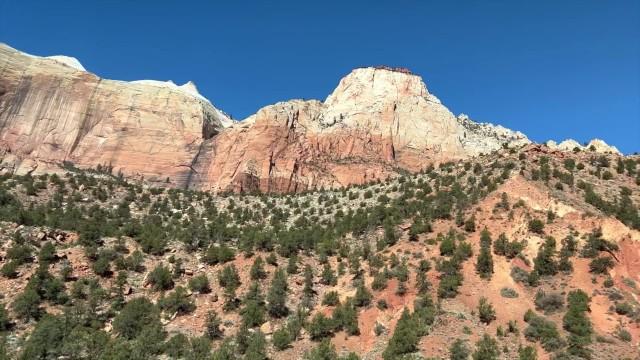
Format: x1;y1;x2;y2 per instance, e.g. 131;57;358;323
188;67;532;192
0;43;231;186
6;45;618;193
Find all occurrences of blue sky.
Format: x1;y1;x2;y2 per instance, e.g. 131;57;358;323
1;0;638;153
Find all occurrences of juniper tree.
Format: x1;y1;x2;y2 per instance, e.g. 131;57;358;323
478;297;496;324
219;264;241;311
320;263;337;286
382;308;418;360
476;228;494;279
205;310;223;339
267;268;288;318
250;256;267;280
241;282;266;328
472;334;500;360
534;237;558;276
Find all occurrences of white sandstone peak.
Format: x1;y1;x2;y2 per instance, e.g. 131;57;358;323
129;79;205;101
46;55;86;71
326;66;428;105
1;43;87;72
546;138;621;155
587;139;621;154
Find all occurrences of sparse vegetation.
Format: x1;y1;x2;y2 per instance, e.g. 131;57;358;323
0;148;637;359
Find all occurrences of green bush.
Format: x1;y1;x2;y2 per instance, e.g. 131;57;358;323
332;300;359;335
500;287;519;298
472;334;499;360
449;339;470;360
148;264;173;291
614;302;633;316
272;327;292;350
158;286;196;315
478;297;496;324
382;308;418;360
12;288;41;321
0;303;10;331
518;345;537;360
250;256;267;280
476;229;494;279
267;268;288;318
188;274;211;294
524;310;564;351
534;290;564;314
588;256;614;274
322;291;340;306
38;242;57;264
163;333;189;358
533;237;558;276
353;282;372;307
1;261;19;279
307;313;334;340
615;326;632;342
113;297;162;340
92;256;111;277
528;219;545;234
205;311;223;339
203;245;236;265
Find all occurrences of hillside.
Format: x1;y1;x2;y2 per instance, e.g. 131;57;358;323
0;144;639;359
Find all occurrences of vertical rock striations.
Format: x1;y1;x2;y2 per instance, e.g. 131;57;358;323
10;45;613;192
0;43;231;186
188;67;531;192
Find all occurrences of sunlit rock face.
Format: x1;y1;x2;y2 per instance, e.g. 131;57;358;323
0;43;231;187
546;138;621;155
0;45;539;192
189;67;530;193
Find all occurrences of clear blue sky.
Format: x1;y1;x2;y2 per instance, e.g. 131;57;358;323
1;0;638;153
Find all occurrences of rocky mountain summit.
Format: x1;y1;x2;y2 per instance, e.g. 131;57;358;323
546;139;621;155
0;44;625;193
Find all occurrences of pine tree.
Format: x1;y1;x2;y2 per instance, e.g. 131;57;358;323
476;228;494;279
534;236;558;276
250;256;267;280
320;263;337;286
205;311;223;339
563;289;592;358
267;268;288;318
353;281;372;307
244;331;267;360
219;264;241;311
303;264;314;297
382;308;418;360
440;233;456;256
241;282;265;328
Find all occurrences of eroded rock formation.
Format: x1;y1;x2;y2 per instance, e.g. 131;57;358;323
0;43;231;186
188;67;532;192
2;43;619;193
546;138;621;155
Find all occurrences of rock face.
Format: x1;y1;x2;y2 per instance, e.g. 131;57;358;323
188;67;530;192
0;46;536;192
545;138;621;155
0;43;231;185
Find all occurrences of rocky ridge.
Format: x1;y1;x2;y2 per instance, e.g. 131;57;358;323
546;138;622;155
0;44;626;193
